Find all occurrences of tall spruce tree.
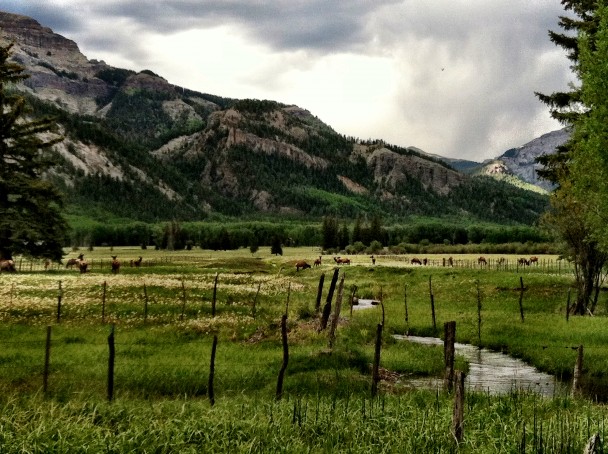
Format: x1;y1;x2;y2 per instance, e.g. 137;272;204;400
0;43;67;261
536;0;607;314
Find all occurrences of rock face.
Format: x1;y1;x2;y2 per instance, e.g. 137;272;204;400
497;128;570;191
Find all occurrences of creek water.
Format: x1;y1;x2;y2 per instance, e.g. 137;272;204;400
393;335;563;396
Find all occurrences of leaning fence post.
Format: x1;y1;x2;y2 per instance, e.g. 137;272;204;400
452;370;465;443
107;324;115;402
208;335;218;406
276;314;289;400
572;344;584;398
371;323;383;398
315;272;325;313
444;321;456;392
328;273;345;349
319;268;339;331
43;325;51;393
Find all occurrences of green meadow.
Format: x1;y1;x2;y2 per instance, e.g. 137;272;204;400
0;247;607;452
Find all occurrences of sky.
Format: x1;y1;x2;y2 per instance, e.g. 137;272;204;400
2;0;575;162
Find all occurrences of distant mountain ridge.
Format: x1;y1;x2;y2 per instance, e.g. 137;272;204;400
0;10;550;225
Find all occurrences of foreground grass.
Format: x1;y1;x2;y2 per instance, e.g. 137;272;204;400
2;247;608;451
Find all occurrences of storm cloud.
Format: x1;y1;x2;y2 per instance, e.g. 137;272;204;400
3;0;574;161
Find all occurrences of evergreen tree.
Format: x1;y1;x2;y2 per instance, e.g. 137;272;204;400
0;43;67;261
321;216;339;250
338;222;350;251
352;215;363;244
270;235;283;256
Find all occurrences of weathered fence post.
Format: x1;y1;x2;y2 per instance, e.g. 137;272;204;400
180;277;187;321
584;433;602;454
371;323;383;398
252;282;261;318
518;277;525;322
143;282;149;322
212;272;219;317
328;273;345;349
315;273;325;313
452;371;465;443
476;281;482;345
572;344;584;398
319;268;339;331
43;325;51;393
285;281;291;316
429;276;437;332
107;324;115;402
208;335;218;406
276;314;289;400
444;321;456;392
56;281;63;324
102;281;107;323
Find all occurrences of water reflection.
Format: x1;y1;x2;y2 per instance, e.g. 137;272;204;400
393;335;563;396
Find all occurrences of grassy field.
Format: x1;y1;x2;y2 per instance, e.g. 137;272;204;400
0;246;607;452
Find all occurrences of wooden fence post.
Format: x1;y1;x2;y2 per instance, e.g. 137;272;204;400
572;344;584;398
107;324;115;402
349;284;357;317
452;370;465;443
518;277;525;322
212;272;219;317
285;282;291;317
252;282;261;318
319;268;339;331
56;281;62;324
276;314;289;400
180;278;187;321
328;273;345;349
476;281;482;345
102;281;107;323
43;325;51;393
444;321;456;392
143;282;149;322
404;285;409;335
315;273;325;313
208;335;218;406
429;276;436;332
371;323;383;398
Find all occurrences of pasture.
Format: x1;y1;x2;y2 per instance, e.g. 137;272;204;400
1;247;608;452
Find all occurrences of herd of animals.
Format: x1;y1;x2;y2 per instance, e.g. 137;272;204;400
0;255;143;273
0;254;542;274
293;255;541;271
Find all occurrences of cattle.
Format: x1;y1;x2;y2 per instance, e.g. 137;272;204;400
295;260;311;271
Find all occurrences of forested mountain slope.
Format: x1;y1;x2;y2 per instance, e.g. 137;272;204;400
1;11;549;224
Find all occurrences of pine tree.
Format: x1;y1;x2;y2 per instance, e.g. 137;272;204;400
0;43;67;261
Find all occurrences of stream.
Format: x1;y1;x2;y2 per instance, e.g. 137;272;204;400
352;298;562;396
393;335;563;396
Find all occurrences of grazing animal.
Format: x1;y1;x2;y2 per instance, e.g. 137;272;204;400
333;257;351;265
295;260;311;271
78;259;89;274
411;258;422;265
44;259;51;271
66;253;84;269
448;256;454;267
111;256;120;274
0;259;16;272
478;256;487;265
497;257;506;265
370;255;376;265
313;256;322;267
518;258;530;266
529;256;539;265
423;258;428;266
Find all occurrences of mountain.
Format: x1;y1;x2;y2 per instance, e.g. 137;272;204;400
0;11;549;225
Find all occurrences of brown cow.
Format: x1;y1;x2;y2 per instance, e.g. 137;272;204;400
295;260;311;271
